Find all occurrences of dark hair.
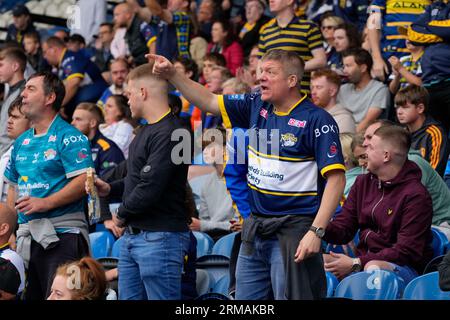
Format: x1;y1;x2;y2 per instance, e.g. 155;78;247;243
174;57;199;80
8;95;24;116
168;93;182;117
394;85;429;113
335;23;362;50
203;52;226;67
27;72;66;111
107;94;131;121
99;22;114;31
212;19;236;47
68;34;86;45
342;48;373;74
0;47;27;72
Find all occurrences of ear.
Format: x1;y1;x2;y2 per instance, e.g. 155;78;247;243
140;87;148;100
89;118;98;130
360;64;368;74
287;74;298;89
329;85;338;98
0;223;9;237
186;70;193;79
11;61;20;73
383;150;390;163
416;103;425;114
45;92;57;108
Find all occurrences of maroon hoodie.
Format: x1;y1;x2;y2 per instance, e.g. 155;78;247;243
324;160;434;273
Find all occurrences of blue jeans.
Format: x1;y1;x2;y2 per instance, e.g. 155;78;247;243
235;235;286;300
118;231;190;300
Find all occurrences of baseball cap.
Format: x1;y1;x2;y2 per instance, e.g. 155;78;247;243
0;257;21;295
12;4;30;17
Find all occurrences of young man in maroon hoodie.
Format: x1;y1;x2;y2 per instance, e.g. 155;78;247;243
323;125;434;284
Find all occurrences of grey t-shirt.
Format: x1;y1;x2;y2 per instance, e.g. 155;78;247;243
337;79;390;124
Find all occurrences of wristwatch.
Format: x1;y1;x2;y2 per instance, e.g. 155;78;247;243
351;258;362;272
309;225;325;239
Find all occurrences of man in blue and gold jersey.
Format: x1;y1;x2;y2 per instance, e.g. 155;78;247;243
148;49;346;300
258;0;327;94
367;0;431;81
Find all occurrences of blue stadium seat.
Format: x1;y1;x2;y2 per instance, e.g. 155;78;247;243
403;271;450;300
212;232;238;258
89;231;116;259
431;227;449;258
193;231;214;258
196;269;213;296
212;274;230;296
111;236;124;258
325;244;356;257
326;272;339;297
334;270;402;300
196;254;230;285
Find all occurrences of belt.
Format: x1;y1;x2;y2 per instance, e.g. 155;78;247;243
127;225;144;235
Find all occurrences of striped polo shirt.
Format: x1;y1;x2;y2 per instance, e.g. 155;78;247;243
258;16;323;94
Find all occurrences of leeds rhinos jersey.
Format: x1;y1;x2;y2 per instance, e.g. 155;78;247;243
58;49;106;87
4;115;93;224
218;93;345;216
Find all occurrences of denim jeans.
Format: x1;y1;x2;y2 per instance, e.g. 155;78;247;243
235;234;286;300
118;230;190;300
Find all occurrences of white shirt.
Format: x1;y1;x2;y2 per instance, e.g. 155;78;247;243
99;120;134;158
1;247;26;293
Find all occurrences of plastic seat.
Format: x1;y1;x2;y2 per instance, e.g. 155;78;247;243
212;274;230;296
334;270;401;300
325;244;356;258
196;254;230;285
212;232;238;258
196;269;213;296
89;231;116;259
111;236;124;258
192;231;214;258
403;271;450;300
431;228;449;258
326;272;339;297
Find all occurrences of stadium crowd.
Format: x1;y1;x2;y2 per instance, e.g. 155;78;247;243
1;0;450;300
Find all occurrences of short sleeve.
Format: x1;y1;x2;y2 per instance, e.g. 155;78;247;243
59;132;94;178
218;94;254;129
140;21;157;48
307;22;324;51
3;145;18;186
310;111;346;177
62;57;85;81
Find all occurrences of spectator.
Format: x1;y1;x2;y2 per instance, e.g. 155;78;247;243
0;204;26;298
324;125;433;283
145;0;193;62
342;133;365;198
388;39;424;94
0;97;31;203
90;63;190;300
114;2;157;66
0;47;26;156
236;45;260;91
99;95;135;158
93;23;115;75
258;0;327;94
47;257;108;300
150;49;346;300
23;31;50;73
97;58;130;109
5;4;36;46
0;258;21;301
71;103;125;177
53;29;69;42
110;27;130;59
311;68;356;133
239;0;270;56
319;14;344;58
71;0;107;47
367;0;429;81
366;120;450;242
337;48;390;132
200;52;226;84
67;34;87;53
438;250;450;291
196;0;216;42
331;0;369;32
5;72;93;300
190;128;238;241
207;66;232;94
404;0;450;132
207;19;244;76
395;85;449;176
222;77;251;95
42;36;108;121
328;23;361;76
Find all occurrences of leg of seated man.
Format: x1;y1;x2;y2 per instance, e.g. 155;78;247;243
364;260;418;284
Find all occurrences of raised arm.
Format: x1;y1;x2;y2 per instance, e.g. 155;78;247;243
148;54;220;115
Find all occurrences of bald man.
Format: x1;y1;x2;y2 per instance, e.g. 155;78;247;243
91;63;190;300
0;203;26;297
113;2;156;66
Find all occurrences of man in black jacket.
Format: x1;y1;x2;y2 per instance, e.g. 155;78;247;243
91;62;190;300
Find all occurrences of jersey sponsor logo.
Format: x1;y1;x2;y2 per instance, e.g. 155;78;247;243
260;108;268;119
19;176;29;183
32;153;39;163
76;148;88;164
16;155;27;162
44;149;57;161
22;139;30;145
387;208;394;216
48;135;57;142
228;94;245;101
314;124;339;138
63;135;89;146
280;133;298;147
327;142;338;158
288;118;306;128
